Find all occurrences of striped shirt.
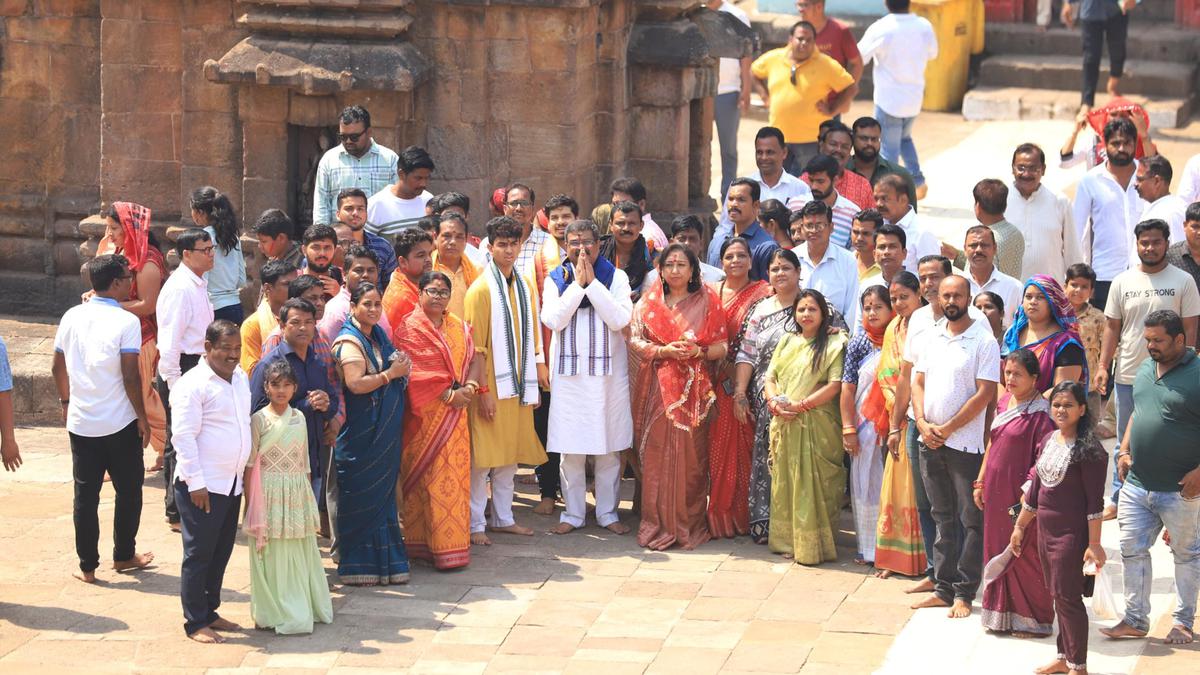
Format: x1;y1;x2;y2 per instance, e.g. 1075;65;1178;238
366;188;432;238
829;191;859;250
480;227;551;281
313;141;398;226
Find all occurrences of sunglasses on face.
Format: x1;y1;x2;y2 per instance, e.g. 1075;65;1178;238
507;200;532;208
338;131;365;143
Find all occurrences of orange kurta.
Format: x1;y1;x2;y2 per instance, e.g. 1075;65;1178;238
381;271;420;345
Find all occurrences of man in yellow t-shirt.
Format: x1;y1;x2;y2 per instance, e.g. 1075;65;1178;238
751;20;857;176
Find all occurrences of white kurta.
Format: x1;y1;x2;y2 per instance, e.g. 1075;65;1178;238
541;268;634;456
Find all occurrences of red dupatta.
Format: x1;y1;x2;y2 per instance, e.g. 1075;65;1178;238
113;202;152;272
638;283;727;430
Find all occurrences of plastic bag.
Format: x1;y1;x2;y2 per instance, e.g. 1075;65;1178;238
1089;562;1119;620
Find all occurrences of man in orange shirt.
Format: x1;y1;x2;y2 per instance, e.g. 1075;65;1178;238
381;227;433;343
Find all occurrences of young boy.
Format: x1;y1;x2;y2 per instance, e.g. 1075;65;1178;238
1065;263;1105;426
253;209;304;270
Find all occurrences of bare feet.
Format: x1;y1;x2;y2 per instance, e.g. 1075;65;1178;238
1102;503;1117;521
1106;76;1121;97
874;568;894;579
147;456;163;472
1164;624;1194;645
915;184;929;201
604;521;630;535
470;532;492;546
781;552;794;560
168;521;182;533
550;522;577;535
853;557;870;566
72;570;96;584
532;498;557;516
1100;621;1148;639
911;594;950;610
188;627;224;644
208;617;242;632
113;551;155;573
947;599;972;618
489;523;534;536
1034;657;1070;674
905;578;935;594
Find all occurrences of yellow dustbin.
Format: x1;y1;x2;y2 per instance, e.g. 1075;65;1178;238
912;0;972;111
970;0;986;55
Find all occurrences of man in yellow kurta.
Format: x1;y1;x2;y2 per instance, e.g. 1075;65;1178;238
381;227;433;344
464;216;548;545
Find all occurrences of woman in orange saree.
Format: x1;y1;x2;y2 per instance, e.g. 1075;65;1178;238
629;244;728;551
398;271;481;570
707;237;771;538
865;271;928;578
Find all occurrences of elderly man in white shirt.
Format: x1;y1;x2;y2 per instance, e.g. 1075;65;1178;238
793;201;860;328
962;225;1022;329
1072;117;1144;311
1006;143;1083;282
874;174;939;272
171;320;253;644
155;228;215;530
1136;155;1188;247
541;220;634;536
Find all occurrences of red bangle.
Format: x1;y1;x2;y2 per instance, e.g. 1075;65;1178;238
476;385;490;395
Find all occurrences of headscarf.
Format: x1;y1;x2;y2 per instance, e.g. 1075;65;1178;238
112;202;153;272
1087;97;1149;160
1002;275;1077;355
490;187;507;214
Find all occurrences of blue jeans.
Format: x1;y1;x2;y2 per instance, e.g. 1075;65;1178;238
874;105;925;186
714;92;741;202
1117;482;1200;632
1110;382;1134;504
907;418;937;577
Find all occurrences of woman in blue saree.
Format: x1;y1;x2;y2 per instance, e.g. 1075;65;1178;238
332;283;413;586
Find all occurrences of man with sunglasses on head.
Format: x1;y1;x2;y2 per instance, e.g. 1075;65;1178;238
751;20;857;176
314;106;399;227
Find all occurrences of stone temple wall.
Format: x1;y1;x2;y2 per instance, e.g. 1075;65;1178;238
0;0;753;316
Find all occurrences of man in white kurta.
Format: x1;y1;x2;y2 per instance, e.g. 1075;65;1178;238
540;220;634;534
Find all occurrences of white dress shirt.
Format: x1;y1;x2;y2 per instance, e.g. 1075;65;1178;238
1072;162;1145;281
156;264;214;387
902;303;987;420
716;1;751;95
966;264;1023;329
720;170;814;228
1005;182;1083;282
893;207;941;272
54;297;141;437
798;241;860;328
169;358;253;497
1141;194;1188;256
857;13;938;119
1179;153;1200;205
914;318;1000;454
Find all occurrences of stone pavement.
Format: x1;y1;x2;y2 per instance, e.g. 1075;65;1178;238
1;424;913;675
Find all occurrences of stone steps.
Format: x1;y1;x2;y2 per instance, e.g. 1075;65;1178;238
978;54;1197;98
985;20;1200;62
962;86;1194;129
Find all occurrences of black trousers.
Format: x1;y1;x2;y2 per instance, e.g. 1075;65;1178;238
157;353;201;523
1080;12;1128;107
1091;279;1111;312
176;481;240;635
71;420;144;573
532;388;559;499
919;443;984;604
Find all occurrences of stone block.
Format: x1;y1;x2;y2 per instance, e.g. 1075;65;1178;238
52;110;101;187
689;97;712;201
183;65;236;114
182;0;233;24
242;121;288;181
101;64;181;113
425;124;488;181
241;176;287;230
138;0;180;22
101;112;178;162
446;6;483;41
486;70;577;124
483;4;525;39
0;41;51;99
0;235;49;273
0;0;29;17
632;66;690;107
288;92;339;127
238;85;288;123
960;88;1022;121
528;35;572;72
100;156;181;214
36;0;99;17
628;105;688;162
52;238;86;276
6;16;98;47
625;158;687;213
48;44;100;106
182;111;241;169
101;17;180;65
457;70;486;124
488;39;531;73
98;0;137;19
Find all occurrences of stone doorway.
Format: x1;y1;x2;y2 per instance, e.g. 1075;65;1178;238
288;124;337;236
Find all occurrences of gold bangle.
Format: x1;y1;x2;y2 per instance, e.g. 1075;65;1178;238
381;371;391;383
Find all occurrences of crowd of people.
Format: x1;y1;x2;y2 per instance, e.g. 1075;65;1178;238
0;4;1194;669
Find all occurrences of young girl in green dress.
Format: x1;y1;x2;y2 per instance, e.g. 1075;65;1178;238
244;360;333;634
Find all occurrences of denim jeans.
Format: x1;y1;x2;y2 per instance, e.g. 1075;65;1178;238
1117;482;1200;632
874;105;924;186
919;443;984;603
714;91;741;201
907;418;937;577
1110;382;1134;503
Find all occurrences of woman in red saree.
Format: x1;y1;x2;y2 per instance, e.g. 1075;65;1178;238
398;271;480;570
102;202;168;467
707;237;771;538
629;244;728;551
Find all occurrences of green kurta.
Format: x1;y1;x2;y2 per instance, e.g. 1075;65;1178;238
765;331;847;564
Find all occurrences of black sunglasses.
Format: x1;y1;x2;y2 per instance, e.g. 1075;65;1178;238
338;131;366;143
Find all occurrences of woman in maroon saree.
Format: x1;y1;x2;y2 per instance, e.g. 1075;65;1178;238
629;244;728;551
977;348;1056;636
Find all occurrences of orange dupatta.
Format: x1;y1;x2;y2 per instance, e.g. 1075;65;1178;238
861;314;906;437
